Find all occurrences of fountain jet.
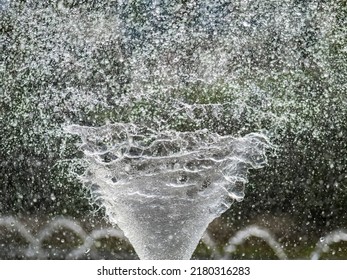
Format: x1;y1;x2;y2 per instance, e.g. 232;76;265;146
65;123;269;259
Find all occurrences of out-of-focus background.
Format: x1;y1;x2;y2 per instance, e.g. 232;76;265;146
1;0;347;259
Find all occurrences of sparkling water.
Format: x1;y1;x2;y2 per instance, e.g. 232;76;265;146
2;1;346;259
65;124;269;259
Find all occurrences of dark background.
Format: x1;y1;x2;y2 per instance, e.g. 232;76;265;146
1;0;347;259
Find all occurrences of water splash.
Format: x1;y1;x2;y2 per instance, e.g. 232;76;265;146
65;123;269;259
3;0;345;260
4;216;347;260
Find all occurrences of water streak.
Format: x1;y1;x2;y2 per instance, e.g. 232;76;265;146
311;230;347;260
224;225;287;260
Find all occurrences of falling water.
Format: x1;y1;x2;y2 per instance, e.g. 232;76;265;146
2;0;347;259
